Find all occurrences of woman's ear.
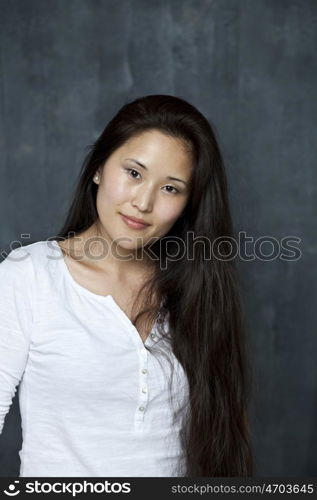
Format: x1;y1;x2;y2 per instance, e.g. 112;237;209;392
93;171;100;184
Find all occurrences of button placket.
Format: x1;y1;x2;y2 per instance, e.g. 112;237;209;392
133;323;162;430
136;347;149;423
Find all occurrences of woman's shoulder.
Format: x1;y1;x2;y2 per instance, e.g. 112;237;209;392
0;239;58;276
0;241;55;325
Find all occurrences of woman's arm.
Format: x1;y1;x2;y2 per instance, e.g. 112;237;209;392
0;246;33;434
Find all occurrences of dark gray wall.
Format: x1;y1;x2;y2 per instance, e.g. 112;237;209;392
0;0;316;476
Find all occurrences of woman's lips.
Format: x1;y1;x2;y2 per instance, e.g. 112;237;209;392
120;213;150;230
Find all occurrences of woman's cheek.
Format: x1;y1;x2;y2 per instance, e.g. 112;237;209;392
102;179;128;205
165;199;185;220
156;202;184;228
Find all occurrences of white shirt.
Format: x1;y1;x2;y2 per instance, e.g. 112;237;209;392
0;239;189;477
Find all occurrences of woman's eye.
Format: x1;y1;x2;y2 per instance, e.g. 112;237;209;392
124;168;179;194
125;168;141;179
163;185;179;194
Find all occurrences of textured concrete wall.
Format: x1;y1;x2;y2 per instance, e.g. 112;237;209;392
0;0;316;476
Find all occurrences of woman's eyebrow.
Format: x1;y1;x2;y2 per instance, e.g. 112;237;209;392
125;158;188;186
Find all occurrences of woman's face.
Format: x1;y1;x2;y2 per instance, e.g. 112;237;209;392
93;129;193;256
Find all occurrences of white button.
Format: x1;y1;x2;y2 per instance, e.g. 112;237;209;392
141;387;147;393
141;368;147;374
139;406;145;412
150;333;158;340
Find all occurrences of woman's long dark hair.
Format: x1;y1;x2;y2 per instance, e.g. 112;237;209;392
54;94;254;476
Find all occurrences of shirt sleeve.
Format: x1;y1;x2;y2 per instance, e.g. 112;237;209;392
0;246;34;434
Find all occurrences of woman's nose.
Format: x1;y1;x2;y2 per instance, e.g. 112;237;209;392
131;186;154;212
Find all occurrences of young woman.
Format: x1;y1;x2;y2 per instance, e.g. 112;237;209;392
0;94;253;477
